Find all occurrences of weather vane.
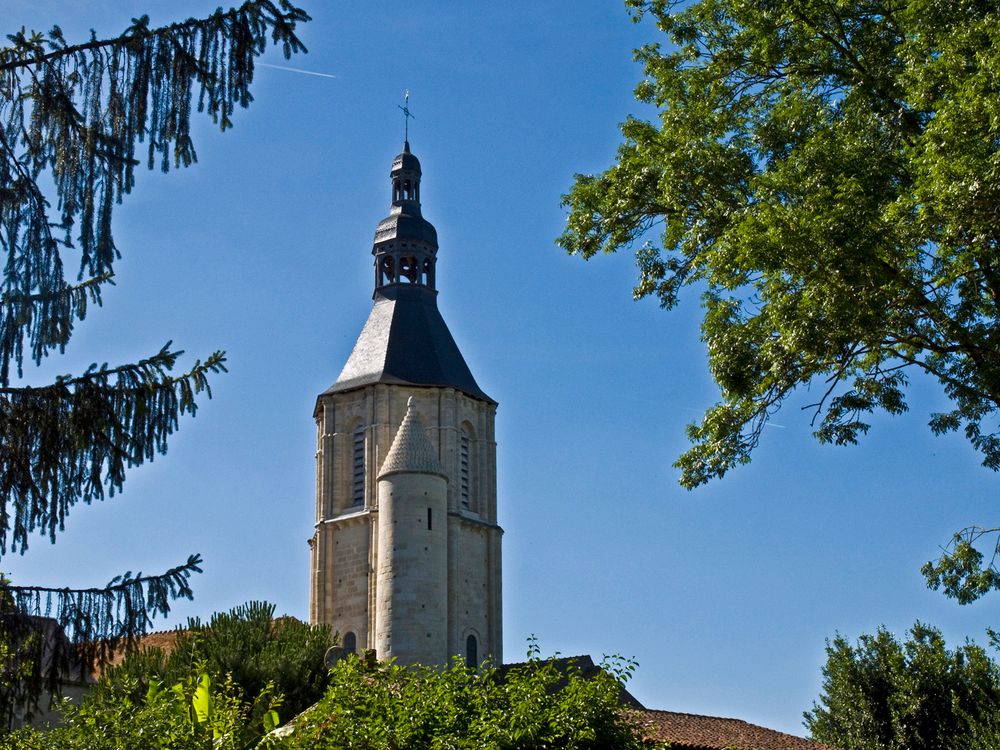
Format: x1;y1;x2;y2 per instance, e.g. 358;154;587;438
398;89;415;142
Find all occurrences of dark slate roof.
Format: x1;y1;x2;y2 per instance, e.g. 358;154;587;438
374;206;438;246
392;142;421;172
635;709;838;750
324;284;494;403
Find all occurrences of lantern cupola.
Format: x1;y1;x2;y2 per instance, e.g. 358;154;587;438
373;141;438;291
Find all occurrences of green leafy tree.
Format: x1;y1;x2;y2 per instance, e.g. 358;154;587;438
805;623;1000;750
559;0;1000;601
274;647;653;750
94;601;335;736
0;1;309;727
2;644;654;749
1;669;277;750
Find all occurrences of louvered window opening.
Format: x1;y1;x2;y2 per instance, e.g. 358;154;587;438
352;427;365;506
460;435;470;508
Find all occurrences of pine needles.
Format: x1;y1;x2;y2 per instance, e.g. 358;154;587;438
0;0;309;728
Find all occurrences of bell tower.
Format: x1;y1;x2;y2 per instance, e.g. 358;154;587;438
310;142;502;667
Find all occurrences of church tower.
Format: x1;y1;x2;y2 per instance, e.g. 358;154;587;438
310;142;502;667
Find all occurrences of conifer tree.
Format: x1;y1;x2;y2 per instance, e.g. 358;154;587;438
0;1;309;727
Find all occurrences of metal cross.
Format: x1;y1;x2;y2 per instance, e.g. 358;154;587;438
398;89;415;141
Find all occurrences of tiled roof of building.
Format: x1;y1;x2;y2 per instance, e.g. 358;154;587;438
99;628;181;671
634;709;837;750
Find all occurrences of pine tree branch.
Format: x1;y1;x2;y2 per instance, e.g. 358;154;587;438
0;348;227;554
0;342;219;393
0;2;309;73
0;273;111;307
0;1;307;727
0;0;309;382
0;272;111;385
0;554;203;725
2;554;202;634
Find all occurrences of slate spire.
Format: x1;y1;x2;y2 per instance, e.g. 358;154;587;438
324;144;493;404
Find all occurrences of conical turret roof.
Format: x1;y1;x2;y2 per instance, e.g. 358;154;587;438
378;398;445;478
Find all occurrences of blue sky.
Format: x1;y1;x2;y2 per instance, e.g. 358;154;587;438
4;0;998;737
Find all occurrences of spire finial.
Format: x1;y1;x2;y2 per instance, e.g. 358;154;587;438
398;89;415;143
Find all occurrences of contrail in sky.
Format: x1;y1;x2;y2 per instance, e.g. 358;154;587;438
258;62;337;79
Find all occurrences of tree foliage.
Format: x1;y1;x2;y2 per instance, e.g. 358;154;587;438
559;0;1000;488
93;601;335;734
0;1;309;727
805;623;1000;750
274;646;651;750
922;525;1000;605
2;641;653;749
2;669;275;750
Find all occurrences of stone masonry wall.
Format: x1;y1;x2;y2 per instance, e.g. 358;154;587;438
311;384;502;665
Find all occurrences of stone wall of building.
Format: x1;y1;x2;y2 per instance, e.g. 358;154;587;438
311;384;502;665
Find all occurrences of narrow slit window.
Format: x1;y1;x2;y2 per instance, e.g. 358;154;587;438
466;635;478;669
427;507;432;530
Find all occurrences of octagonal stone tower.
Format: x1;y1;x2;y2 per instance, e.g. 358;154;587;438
309;142;502;668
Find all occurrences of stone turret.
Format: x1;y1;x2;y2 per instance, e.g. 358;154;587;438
374;398;449;665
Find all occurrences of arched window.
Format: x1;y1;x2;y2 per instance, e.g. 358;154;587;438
352;425;365;507
380;255;396;285
343;631;357;654
466;634;478;669
399;256;418;283
422;257;434;289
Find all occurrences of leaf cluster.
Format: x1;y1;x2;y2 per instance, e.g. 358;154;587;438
92;601;335;742
805;622;1000;749
2;668;273;750
5;638;652;750
922;525;1000;604
560;0;1000;486
275;650;652;750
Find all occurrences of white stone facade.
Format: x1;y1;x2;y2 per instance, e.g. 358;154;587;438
310;384;502;666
